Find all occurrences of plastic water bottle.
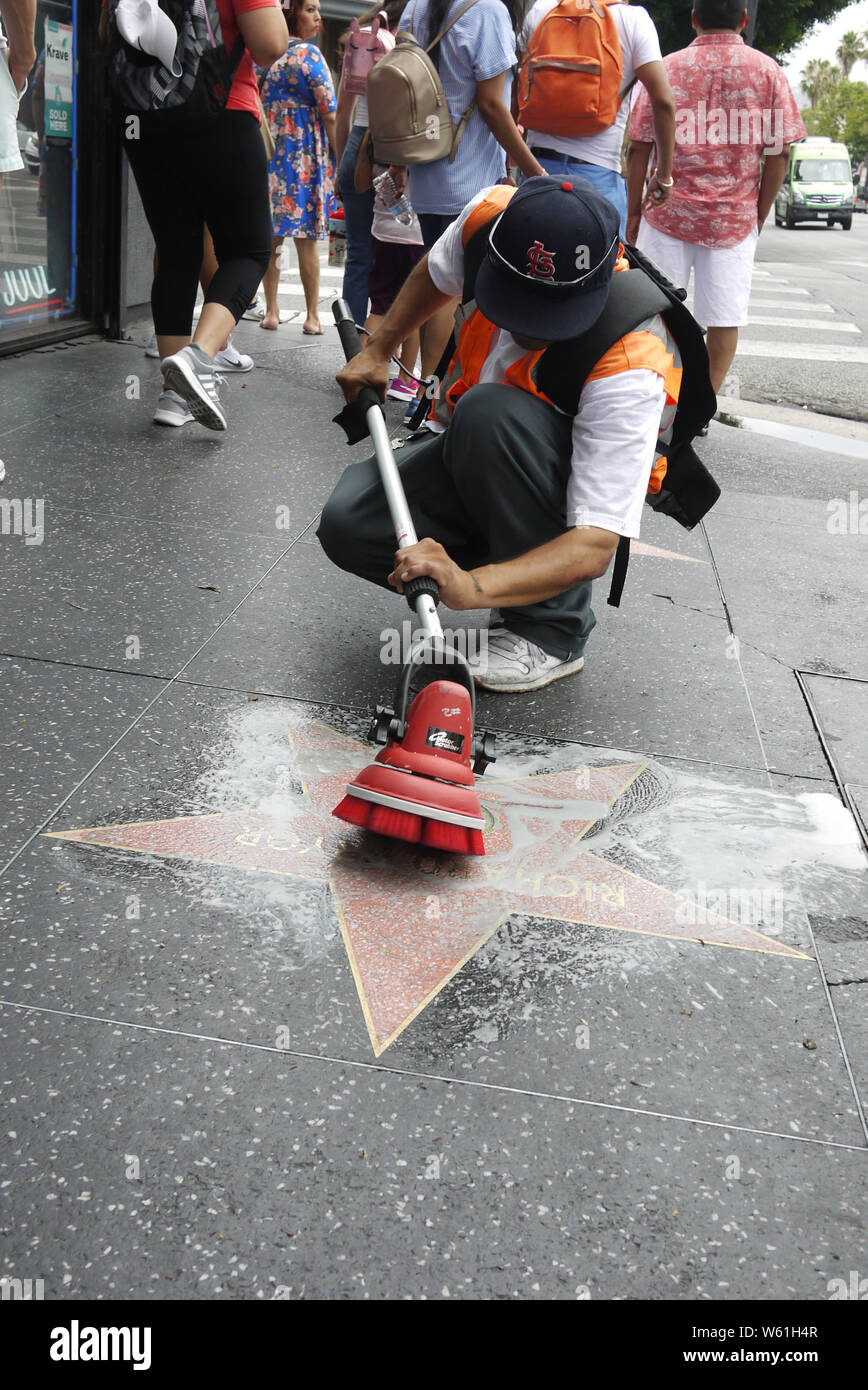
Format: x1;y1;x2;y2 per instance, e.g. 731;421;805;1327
373;171;414;227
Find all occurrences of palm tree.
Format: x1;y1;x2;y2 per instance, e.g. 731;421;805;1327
836;31;867;80
801;58;839;107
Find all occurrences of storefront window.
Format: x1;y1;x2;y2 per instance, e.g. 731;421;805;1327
0;0;77;345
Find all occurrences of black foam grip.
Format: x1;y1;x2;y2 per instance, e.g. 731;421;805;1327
356;384;381;415
333;300;382;442
336;315;363;363
333;298;359;350
404;574;441;609
332;387;382;445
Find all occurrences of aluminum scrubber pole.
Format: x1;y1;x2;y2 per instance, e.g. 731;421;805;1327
333;299;443;642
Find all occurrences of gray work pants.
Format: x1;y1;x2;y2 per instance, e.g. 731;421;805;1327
318;384;595;661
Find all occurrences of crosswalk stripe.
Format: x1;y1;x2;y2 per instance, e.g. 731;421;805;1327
742;315;860;332
280;265;343;280
735;341;868;363
748;284;810;295
746;299;836;311
760;259;863;267
276;289;341;306
688;294;837;313
757;264;862;280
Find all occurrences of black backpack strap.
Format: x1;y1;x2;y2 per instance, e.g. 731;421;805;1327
607;536;631;608
462;220;490;304
621;240;688;305
403;326;455;430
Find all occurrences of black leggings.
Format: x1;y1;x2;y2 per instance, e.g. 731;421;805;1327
125;109;272;335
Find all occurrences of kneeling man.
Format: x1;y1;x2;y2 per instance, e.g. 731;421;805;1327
319;176;683;693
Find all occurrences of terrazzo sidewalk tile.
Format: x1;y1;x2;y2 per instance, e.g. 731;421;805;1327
0;1006;865;1301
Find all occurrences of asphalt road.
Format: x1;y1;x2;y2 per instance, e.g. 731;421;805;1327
723;208;868;423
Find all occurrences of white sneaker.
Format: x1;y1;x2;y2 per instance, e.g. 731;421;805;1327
153;388;193;427
213;339;254;373
241;297;263;321
468;628;584;693
161;344;227;431
144;334;160;359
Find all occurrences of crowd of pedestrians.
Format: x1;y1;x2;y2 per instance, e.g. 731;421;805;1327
93;0;802;441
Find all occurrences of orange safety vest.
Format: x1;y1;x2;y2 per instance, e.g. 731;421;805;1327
430;185;683;497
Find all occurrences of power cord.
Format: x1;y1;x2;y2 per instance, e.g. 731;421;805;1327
353;323;437;394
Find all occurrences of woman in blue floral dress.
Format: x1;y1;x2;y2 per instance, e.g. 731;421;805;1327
260;0;336;333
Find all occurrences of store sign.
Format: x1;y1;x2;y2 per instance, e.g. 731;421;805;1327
2;266;57;307
44;19;73;139
0;265;63;327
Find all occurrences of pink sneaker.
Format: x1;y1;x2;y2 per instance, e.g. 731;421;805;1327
387;376;419;402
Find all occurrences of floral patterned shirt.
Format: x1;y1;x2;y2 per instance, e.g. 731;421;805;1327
629;32;805;248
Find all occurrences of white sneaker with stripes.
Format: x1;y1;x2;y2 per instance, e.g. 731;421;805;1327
161;345;227;431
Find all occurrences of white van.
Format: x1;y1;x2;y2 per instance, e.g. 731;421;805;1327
774;138;854;230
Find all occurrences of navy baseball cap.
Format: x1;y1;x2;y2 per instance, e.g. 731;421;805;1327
474;176;621;342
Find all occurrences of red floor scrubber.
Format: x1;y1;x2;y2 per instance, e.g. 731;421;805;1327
331;300;495;855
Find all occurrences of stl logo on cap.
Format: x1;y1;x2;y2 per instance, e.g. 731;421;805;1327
526;240;556;281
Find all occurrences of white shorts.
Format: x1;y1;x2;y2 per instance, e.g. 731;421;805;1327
0;47;24;174
635;220;759;328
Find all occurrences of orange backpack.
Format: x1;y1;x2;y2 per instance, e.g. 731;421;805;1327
517;0;625;139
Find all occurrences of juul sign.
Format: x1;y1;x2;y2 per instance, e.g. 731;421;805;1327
2;265;57;309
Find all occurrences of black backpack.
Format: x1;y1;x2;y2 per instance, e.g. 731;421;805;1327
107;0;245;138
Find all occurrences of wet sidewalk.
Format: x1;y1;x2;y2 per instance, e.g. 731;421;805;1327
1;280;867;1300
